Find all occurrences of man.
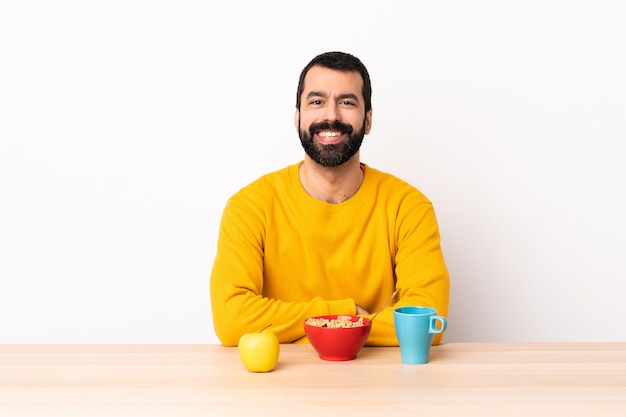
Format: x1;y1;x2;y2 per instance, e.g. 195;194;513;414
210;51;449;346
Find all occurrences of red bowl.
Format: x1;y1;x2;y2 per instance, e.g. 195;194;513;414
303;315;372;361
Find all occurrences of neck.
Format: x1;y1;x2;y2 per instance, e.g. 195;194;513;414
299;156;364;204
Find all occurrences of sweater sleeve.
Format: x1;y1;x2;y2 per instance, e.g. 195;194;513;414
365;200;450;346
210;190;356;346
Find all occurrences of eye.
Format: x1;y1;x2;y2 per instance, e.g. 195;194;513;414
309;99;323;106
340;100;356;106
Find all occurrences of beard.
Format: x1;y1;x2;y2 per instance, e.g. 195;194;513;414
298;119;366;167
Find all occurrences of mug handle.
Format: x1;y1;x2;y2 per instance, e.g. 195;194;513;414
429;315;447;334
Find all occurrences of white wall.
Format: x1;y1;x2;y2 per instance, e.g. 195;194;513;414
1;1;625;343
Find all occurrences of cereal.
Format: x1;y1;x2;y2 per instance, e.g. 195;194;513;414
305;316;366;328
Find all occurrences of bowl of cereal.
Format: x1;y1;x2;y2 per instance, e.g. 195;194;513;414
303;315;372;361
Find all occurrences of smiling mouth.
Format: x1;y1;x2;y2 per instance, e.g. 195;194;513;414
315;130;345;144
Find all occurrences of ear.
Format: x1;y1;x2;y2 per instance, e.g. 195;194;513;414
364;108;373;134
294;108;300;132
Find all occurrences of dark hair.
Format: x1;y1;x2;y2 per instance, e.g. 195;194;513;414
296;51;372;112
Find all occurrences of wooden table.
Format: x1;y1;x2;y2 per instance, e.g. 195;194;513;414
1;343;625;416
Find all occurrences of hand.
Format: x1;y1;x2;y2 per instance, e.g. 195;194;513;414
355;304;370;316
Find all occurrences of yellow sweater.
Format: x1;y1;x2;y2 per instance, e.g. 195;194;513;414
210;163;450;346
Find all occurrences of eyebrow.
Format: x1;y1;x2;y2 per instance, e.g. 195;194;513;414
306;91;360;103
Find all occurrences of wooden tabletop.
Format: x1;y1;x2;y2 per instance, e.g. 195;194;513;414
1;342;625;416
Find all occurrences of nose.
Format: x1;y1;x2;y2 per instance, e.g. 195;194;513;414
322;101;340;122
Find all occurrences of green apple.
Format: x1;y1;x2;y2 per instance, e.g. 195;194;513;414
237;325;280;372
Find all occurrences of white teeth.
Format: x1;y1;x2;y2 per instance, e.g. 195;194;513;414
318;131;341;137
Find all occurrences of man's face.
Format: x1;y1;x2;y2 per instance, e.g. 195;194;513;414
296;66;372;167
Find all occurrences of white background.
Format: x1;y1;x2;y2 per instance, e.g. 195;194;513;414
1;1;625;343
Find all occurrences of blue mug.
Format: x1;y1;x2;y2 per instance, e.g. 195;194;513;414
393;306;447;364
